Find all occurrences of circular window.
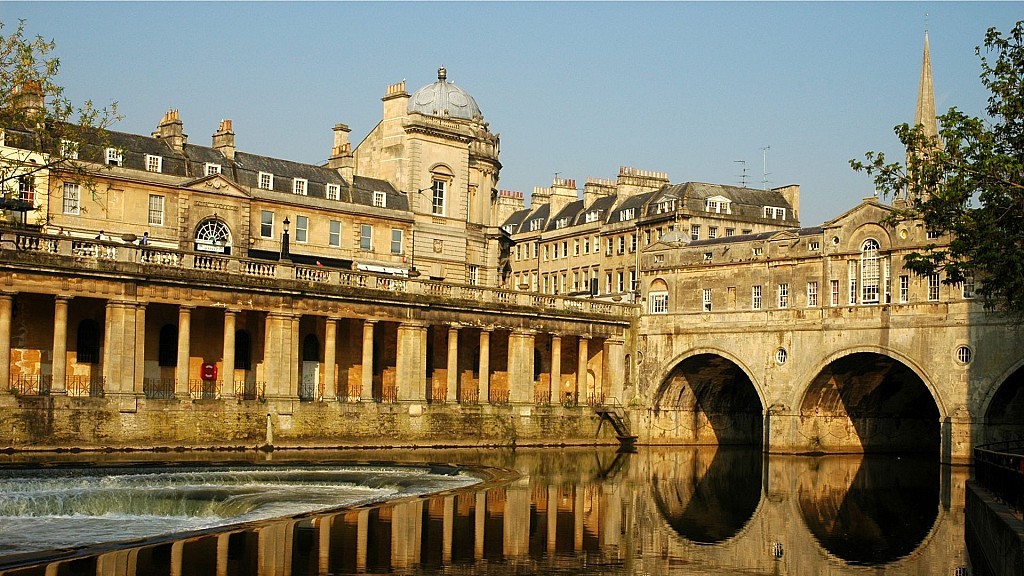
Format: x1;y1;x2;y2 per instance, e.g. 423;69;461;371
831;236;840;245
775;348;788;365
195;219;231;253
955;346;973;365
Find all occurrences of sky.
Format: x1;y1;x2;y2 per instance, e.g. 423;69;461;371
4;2;1021;226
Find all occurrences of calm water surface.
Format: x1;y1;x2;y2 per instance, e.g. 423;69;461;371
0;447;970;575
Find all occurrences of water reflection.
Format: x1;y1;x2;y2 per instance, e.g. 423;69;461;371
0;447;969;575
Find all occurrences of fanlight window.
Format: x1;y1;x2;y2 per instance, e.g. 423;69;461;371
195;219;232;254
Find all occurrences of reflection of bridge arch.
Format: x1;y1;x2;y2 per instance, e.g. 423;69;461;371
797;348;941;453
652;348;765;445
651;447;764;545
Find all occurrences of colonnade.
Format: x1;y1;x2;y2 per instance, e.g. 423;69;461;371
0;291;626;406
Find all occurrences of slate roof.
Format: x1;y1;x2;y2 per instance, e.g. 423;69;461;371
547;200;584;231
608;191;657;224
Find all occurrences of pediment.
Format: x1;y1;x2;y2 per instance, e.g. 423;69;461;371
183;174;251;198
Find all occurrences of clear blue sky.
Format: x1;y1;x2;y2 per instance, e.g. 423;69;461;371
5;2;1021;225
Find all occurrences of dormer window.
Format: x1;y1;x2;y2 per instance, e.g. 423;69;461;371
705;197;732;214
585;210;601;223
205;163;222;176
373;190;386;207
258;172;274;190
555;217;569;229
60;139;79;159
501;224;513;234
763;206;786;219
656;199;676;214
145;154;163;173
105;148;123;166
326;184;340;200
293;178;307;196
619;208;635;221
528;219;542;232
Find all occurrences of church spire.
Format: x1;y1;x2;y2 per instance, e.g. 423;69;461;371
914;31;938;139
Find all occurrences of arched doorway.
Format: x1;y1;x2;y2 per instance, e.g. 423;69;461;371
194;218;232;254
800;352;939;453
300;334;320;401
652;354;763;446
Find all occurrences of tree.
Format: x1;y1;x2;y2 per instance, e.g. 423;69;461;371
0;19;121;223
852;22;1024;317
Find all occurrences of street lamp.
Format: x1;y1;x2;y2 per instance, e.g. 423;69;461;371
281;217;291;261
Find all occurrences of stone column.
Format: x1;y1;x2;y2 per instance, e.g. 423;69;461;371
479;329;491;404
396;322;427;402
324;318;338;400
51;296;70;394
175;306;193;398
576;336;589;403
0;293;12;393
446;326;459;403
361;320;375;401
103;301;138;395
507;330;535;404
222;310;236;399
604;337;624;403
550;334;561;404
134;304;146;394
288;314;299;398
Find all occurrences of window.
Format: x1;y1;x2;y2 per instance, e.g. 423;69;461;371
62;182;80;215
374;191;386;207
555;217;569;229
752;285;762;310
691;225;700;241
573;240;580;256
764;206;786;219
583;238;590;254
706;199;720;213
702;289;712;312
928;273;940;301
807;281;818;307
753;247;763;256
533;243;538;258
148;195;165;226
60;139;79;159
606;273;612;294
260;211;274;238
725;228;735;237
703;252;713;262
105;148;122;166
585;210;600;223
884;258;892;303
326;184;340;201
329;220;341;247
295;216;308;243
258;172;274;190
617;236;625;255
468;265;479;286
962;276;975;299
145;154;162;173
606;238;613;256
205;163;221;176
649;292;669;314
616;271;624;292
431;179;447;216
390;228;403;254
16;176;34;203
926;229;941;240
619;208;635;221
860;239;880;304
777;283;789;308
293;178;307;196
708;227;718;239
630;269;638;292
848;260;858;305
808;240;820;251
360;224;372;251
830;280;840;306
654;254;665;264
630;234;637;252
528;219;542;232
899;275;909;303
572;271;579;292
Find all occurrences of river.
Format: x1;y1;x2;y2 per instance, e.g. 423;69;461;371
0;446;969;575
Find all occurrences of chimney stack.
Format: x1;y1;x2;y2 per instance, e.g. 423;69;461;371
152;109;187;152
212;119;235;160
327;123;355;181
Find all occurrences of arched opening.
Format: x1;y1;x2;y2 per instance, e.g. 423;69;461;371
652;354;763;445
984;364;1024;441
300;334;320;401
75;319;101;364
798;454;939;565
194;218;232;254
800;352;939;453
651;447;762;544
234;330;251;370
158;324;177;367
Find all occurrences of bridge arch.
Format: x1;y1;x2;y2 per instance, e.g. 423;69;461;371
650;347;765;446
796;346;942;453
978;356;1024;443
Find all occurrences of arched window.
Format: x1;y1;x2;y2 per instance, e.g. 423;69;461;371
158;324;178;367
302;334;320;362
76;319;101;364
860;239;880;304
234;330;251;370
648;278;670;314
428;165;454;217
194;218;232;254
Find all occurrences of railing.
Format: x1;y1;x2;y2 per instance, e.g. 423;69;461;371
459;388;479;405
974;440;1024;516
561;391;579;408
188;379;221;400
298;380;321;402
0;229;635;319
13;374;52;396
66;376;104;397
374;386;399;404
489;389;510;406
143;378;176;399
234;381;265;401
587;392;606;407
534;388;551;406
429;385;447;404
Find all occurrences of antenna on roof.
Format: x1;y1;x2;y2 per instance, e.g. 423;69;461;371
761;145;771;190
734;160;748;188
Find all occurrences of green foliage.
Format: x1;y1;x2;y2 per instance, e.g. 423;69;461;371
0;19;121;212
852;22;1024;317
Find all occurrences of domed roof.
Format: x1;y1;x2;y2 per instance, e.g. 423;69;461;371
408;67;483;121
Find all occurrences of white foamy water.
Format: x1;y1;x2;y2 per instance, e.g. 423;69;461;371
0;465;479;556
